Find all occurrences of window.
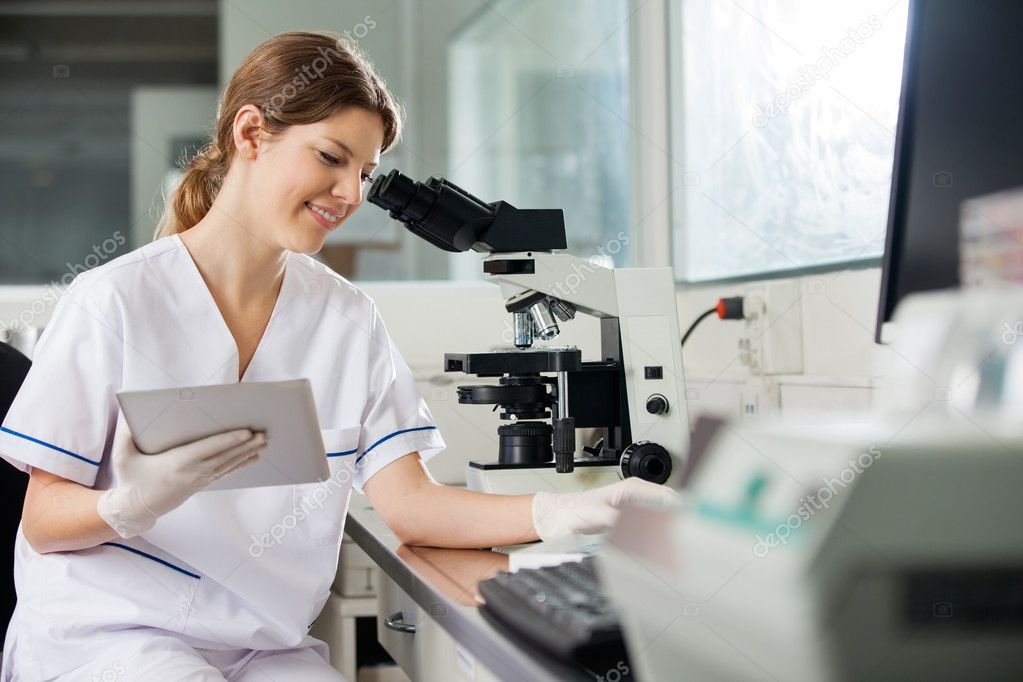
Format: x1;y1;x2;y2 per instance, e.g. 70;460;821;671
0;3;217;284
447;0;631;279
670;0;909;281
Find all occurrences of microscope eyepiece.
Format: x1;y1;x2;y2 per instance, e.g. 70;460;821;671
367;170;495;252
366;169;568;253
368;170;420;215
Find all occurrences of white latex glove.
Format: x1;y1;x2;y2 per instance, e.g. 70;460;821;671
97;414;266;538
531;477;679;542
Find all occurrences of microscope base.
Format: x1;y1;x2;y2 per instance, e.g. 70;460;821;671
465;460;622;495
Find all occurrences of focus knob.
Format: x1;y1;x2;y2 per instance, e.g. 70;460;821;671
620;441;672;484
645;394;669;415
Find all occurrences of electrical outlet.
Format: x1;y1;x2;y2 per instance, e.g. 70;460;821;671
738;381;775;420
739;388;760;419
743;280;804;375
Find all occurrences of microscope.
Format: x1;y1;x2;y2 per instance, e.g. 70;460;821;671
367;171;689;495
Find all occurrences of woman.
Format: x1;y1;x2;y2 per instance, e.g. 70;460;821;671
0;32;673;681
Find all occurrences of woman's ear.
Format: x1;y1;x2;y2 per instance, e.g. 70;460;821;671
232;104;266;161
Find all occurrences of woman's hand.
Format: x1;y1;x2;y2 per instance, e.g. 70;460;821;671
97;414;266;538
531;477;679;542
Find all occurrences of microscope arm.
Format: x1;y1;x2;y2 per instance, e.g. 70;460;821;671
483;252;620;318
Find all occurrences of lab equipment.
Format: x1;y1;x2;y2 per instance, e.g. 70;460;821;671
368;170;688;496
876;0;1023;339
116;378;329;491
97;414;264;538
477;556;629;667
880;288;1023;418
600;413;1023;682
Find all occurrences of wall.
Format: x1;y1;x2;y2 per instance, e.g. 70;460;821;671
678;267;884;427
130;87;219;248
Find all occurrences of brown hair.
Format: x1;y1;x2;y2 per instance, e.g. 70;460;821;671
156;31;403;238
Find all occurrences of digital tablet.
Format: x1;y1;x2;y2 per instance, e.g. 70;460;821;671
116;379;330;491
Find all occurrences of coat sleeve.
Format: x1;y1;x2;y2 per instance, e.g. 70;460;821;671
350;303;445;494
0;275;122;487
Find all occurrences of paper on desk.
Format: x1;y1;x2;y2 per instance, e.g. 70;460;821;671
505;534;603;572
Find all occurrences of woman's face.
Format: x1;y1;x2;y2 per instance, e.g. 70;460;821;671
248;107;385;255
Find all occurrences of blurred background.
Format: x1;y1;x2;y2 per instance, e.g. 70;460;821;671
0;0;641;283
0;0;907;283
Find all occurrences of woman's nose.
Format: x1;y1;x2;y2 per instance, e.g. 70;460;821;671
332;174;363;205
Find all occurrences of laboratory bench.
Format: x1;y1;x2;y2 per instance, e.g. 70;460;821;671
315;495;604;682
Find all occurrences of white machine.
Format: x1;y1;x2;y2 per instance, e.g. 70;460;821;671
367;171;689;496
600;412;1023;682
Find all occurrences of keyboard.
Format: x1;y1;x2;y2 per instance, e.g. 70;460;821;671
477;556;629;665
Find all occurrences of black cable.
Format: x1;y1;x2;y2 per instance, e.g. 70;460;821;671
680;307;717;348
681;296;745;348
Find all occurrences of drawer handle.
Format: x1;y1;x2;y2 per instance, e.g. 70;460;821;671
384;611;416;634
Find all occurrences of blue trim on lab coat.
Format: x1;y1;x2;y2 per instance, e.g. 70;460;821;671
355;425;438;465
0;426;101;466
102;542;202;579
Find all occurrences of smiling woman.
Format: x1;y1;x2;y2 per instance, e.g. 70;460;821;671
156;31;402;248
0;31;426;682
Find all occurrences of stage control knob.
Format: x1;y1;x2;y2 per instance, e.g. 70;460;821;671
620;441;672;484
645;394;669;415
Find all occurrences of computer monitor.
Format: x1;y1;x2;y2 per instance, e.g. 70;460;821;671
876;0;1023;342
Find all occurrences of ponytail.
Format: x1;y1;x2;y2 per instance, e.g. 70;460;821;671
155;142;229;239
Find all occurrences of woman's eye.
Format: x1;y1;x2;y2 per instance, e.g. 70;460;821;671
318;151;341;165
361;174;373;184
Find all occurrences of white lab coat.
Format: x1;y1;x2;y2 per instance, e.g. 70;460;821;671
0;234;445;680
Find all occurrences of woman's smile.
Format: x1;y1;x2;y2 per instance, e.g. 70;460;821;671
304;200;345;230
